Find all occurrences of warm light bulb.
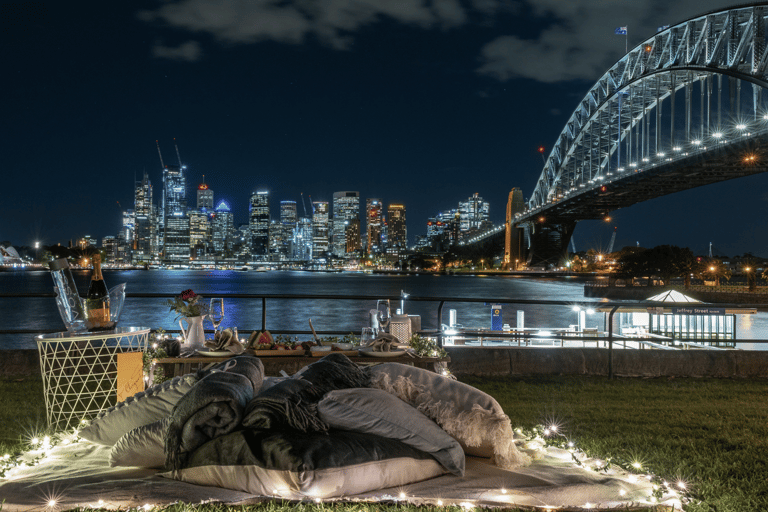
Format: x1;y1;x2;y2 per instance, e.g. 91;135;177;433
47;499;56;507
677;481;686;490
632;462;642;469
619;489;626;496
399;492;406;499
437;500;443;506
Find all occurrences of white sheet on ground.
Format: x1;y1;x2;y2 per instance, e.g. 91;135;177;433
0;434;682;510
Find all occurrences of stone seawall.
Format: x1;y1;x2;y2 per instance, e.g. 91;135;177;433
4;348;768;380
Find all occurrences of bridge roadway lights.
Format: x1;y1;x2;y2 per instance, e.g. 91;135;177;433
522;220;576;268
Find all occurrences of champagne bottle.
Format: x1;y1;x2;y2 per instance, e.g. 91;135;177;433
86;253;111;330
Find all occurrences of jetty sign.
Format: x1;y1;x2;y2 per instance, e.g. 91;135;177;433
670;307;726;315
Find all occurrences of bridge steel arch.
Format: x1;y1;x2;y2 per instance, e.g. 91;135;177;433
518;3;768;266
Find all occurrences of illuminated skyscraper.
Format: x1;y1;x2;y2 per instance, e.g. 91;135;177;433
211;200;234;254
279;200;298;257
345;217;361;255
458;193;490;235
161;164;190;263
312;201;330;257
249;191;270;257
387;203;407;254
366;198;383;255
332;191;359;257
133;172;155;263
197;178;213;210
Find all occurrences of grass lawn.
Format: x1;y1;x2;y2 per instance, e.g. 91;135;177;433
2;375;767;512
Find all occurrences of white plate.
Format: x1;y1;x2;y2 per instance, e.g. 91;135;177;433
358;347;407;357
197;350;232;357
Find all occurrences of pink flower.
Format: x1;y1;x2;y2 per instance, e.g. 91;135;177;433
180;289;197;301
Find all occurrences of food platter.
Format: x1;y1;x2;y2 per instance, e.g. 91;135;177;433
246;349;305;356
358;347;408;357
196;350;233;357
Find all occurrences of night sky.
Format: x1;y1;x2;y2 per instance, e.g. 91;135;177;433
4;0;766;257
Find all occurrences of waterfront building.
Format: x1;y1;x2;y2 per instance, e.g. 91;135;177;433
366;198;383;255
345;216;362;255
279;200;298;258
268;220;284;260
332;191;359;257
387;203;407;256
249;191;270;257
161;164;190;264
211;200;234;255
76;236;96;249
102;236;118;264
312;201;330;257
189;209;210;259
292;217;313;261
133;172;155;263
121;210;135;250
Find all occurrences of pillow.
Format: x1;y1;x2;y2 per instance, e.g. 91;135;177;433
110;417;168;468
162;429;446;499
79;374;198;446
366;363;531;469
318;388;465;476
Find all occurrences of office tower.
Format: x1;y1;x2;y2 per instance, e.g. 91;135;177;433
249;191;270;257
102;236;118;264
387;203;407;254
292;217;313;261
189;209;210;258
345;217;361;254
312;201;330;257
458;193;490;235
162;163;190;263
332;191;359;257
197;178;214;210
268;220;283;259
279;200;298;257
366;198;383;255
133;172;154;263
211;200;234;255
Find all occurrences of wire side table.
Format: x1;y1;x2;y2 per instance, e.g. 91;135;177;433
35;327;150;431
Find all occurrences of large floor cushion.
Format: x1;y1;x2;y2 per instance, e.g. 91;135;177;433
163;429;446;499
367;363;531;469
318;388;465;476
79;374;198;446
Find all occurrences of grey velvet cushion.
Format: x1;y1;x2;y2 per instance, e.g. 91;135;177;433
79;374;198;446
110;417;168;468
367;363;531;469
318;388;465;476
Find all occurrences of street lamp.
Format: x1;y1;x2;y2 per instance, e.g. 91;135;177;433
34;241;40;263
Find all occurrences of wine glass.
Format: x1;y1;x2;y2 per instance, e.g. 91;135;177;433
376;299;391;334
209;298;225;336
360;327;375;348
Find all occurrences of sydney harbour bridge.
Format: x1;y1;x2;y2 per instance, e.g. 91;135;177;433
500;3;768;267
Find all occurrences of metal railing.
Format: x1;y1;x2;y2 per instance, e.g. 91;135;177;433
2;292;767;378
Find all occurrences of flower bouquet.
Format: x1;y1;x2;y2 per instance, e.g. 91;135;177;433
166;289;208;321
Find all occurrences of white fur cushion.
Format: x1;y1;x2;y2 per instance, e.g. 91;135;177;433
367;363;530;469
318;388;465;476
110;418;168;468
80;374;198;446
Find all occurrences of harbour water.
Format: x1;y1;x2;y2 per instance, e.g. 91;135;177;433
2;269;767;350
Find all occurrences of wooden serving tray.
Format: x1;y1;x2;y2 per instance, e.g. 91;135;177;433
246;349;305;356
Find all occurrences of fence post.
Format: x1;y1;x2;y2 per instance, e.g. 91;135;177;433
608;306;620;379
437;300;445;348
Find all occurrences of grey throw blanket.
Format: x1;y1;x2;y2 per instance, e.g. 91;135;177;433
164;370;256;471
197;355;264;394
242;353;369;433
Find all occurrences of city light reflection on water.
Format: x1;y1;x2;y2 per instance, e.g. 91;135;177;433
1;269;767;350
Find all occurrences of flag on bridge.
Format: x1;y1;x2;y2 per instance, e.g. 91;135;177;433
657;25;670;32
615;26;627;35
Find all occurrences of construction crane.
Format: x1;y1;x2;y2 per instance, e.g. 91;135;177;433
300;193;308;218
607;227;617;254
155;140;165;169
174;138;183;167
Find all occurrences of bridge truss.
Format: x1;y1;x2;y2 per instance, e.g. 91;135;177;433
518;3;768;265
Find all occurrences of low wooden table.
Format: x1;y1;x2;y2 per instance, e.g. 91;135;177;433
155;352;450;378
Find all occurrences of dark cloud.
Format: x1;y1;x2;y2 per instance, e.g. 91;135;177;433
151;40;202;61
476;0;746;83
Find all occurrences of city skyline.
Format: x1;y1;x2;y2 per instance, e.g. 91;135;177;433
4;1;768;257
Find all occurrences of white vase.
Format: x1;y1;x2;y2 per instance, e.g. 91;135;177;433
179;315;207;352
